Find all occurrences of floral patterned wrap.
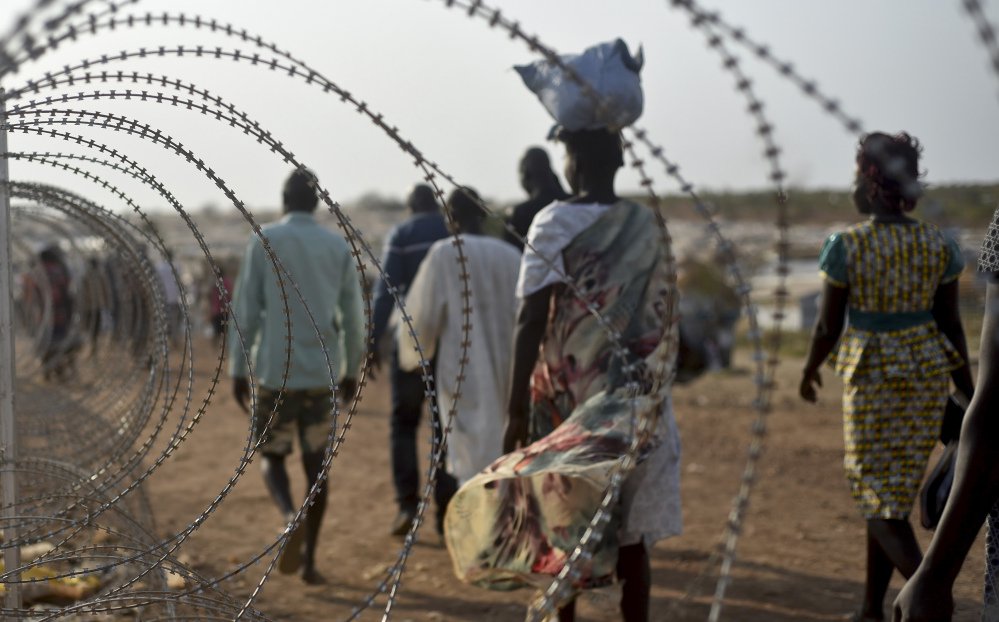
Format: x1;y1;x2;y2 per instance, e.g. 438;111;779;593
444;200;677;591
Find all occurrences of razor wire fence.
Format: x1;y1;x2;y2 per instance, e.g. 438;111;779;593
0;0;992;620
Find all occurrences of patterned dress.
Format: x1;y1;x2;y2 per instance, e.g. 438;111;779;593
444;200;680;592
819;220;964;519
980;209;999;620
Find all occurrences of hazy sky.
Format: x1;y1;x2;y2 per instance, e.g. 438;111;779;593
3;0;998;213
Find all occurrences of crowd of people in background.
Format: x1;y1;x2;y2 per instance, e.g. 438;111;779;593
217;124;999;621
225;124;683;620
15;51;977;618
15;236;237;380
20;130;999;620
12;139;988;621
20;245;77;380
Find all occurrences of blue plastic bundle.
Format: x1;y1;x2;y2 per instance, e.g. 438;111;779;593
515;39;644;133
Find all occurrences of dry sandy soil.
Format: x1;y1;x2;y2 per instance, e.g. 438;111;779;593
145;339;988;622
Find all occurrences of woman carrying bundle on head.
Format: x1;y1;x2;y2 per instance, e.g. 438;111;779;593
444;40;682;621
799;132;974;622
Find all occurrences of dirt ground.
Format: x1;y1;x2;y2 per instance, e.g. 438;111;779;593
145;339;988;622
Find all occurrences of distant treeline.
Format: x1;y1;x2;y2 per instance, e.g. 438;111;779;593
628;182;999;229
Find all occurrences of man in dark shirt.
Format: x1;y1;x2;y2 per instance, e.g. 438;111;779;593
503;146;570;251
370;184;457;536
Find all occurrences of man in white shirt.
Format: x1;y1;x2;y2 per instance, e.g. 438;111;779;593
397;188;521;529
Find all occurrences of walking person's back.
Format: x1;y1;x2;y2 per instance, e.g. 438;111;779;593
236;211;360;389
228;168;363;583
800;132;973;622
398;188;521;486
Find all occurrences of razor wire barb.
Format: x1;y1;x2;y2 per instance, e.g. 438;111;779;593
963;0;999;97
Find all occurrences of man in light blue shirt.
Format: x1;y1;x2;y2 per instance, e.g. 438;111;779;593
229;169;363;584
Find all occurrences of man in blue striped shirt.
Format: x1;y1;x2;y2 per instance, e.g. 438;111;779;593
370;184;457;537
229;169;364;583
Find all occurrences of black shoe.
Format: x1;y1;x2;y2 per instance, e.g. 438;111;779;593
390;509;416;537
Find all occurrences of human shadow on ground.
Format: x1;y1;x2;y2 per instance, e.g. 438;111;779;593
285;543;985;621
644;548;983;622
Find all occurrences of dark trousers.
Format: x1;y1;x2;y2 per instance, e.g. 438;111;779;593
389;350;458;525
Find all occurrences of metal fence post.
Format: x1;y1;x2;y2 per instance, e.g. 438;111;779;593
0;87;22;611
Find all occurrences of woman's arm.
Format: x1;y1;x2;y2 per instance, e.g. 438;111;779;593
799;281;848;402
931;279;975;399
503;285;553;452
893;278;999;621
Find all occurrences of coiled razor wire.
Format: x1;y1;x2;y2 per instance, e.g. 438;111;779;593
0;0;988;620
0;58;352;622
3;126;360;620
0;4;480;619
0;8;674;619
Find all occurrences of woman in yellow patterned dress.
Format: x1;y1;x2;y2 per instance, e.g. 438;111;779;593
800;132;974;622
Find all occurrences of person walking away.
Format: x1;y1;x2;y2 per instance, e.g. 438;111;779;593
208;265;233;347
799;132;974;622
503;146;570;251
155;250;182;347
397;187;520;531
26;246;76;380
229;168;364;584
369;184;458;536
78;257;106;357
446;127;682;621
892;206;999;622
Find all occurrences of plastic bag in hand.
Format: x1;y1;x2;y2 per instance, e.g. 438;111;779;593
515;39;644;132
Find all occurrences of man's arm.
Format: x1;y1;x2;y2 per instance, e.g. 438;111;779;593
338;249;365;386
894;277;999;621
228;238;266;411
370;228;404;357
503;285;552;452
